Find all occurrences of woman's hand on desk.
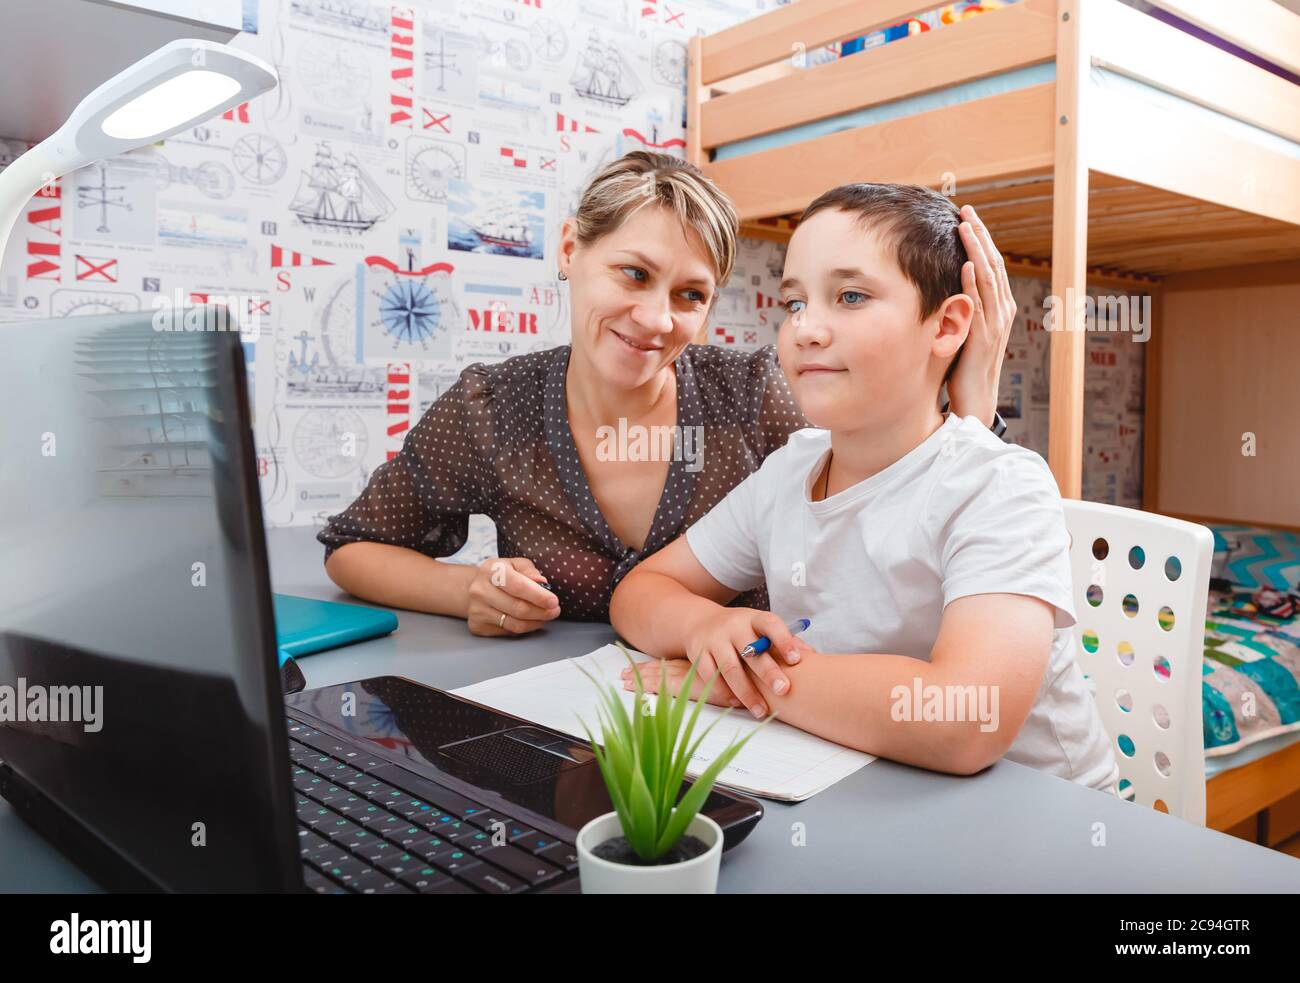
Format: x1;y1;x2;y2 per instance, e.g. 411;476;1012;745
466;556;560;636
948;204;1016;428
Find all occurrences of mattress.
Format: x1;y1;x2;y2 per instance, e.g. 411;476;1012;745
713;63;1300;164
1205;728;1300;780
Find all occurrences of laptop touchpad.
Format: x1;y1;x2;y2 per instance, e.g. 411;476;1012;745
439;727;593;784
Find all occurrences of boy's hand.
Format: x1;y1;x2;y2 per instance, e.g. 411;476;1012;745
679;608;803;719
621;659;743;708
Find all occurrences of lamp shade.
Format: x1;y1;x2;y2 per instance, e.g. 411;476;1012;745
0;38;276;266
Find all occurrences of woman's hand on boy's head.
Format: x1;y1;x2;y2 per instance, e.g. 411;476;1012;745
948;204;1016;427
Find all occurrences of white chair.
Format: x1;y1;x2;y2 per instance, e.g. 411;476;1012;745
1061;500;1214;825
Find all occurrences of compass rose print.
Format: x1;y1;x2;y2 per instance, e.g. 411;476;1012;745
379;276;440;346
362;256;458;359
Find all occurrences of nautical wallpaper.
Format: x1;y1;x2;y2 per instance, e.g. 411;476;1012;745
1001;276;1146;509
0;0;1143;568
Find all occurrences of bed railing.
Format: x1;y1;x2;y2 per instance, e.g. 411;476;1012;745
690;0;1300;227
691;0;1056;156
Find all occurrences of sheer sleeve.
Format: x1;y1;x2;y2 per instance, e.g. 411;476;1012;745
745;344;808;460
317;365;494;562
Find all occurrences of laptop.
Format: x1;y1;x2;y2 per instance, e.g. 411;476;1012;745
0;307;763;893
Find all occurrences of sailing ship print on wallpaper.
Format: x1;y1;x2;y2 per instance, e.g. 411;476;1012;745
570;29;644;108
289;142;395;235
446;181;544;260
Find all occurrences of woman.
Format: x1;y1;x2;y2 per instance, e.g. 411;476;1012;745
320;151;1016;635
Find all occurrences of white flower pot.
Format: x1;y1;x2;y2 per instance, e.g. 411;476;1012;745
576;811;723;894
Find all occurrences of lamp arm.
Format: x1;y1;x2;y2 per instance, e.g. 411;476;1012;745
0;142;70;271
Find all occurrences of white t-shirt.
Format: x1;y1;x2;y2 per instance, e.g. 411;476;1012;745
685;413;1120;793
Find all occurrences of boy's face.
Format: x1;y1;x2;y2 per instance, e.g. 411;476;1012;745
777;207;968;433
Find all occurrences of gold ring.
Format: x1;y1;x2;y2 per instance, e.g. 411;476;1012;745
498;612;507;629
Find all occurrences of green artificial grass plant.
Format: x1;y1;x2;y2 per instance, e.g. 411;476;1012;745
578;644;767;863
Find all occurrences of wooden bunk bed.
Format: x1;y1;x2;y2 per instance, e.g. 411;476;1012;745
686;0;1300;838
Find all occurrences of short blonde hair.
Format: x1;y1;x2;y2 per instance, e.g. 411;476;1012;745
571;151;738;286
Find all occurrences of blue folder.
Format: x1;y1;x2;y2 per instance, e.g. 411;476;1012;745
272;593;398;665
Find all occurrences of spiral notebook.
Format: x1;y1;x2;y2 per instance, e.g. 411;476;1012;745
452;643;875;802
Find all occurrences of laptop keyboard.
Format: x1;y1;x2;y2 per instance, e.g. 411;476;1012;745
287;718;579;894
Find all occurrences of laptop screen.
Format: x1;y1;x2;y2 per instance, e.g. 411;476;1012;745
0;308;300;891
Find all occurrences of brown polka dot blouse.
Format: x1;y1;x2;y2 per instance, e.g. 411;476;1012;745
318;343;809;621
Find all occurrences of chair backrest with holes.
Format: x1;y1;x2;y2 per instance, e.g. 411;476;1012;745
1060;500;1213;825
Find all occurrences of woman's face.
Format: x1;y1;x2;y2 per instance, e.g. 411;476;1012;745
559;204;717;389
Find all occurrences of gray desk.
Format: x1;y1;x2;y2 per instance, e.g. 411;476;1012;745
3;526;1299;892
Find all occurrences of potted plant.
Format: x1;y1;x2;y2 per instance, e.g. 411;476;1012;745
575;646;765;894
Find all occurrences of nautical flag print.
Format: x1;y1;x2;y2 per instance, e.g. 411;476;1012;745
271;244;334;267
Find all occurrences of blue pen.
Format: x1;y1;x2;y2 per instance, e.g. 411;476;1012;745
739;618;810;659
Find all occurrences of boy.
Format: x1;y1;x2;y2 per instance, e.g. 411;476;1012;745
609;184;1120;792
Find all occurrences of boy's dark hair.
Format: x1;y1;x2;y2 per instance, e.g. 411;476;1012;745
798;183;968;384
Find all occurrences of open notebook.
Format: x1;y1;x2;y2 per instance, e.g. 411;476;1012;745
452;644;874;802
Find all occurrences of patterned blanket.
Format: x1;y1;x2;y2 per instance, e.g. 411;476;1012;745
1202;588;1300;756
1210;525;1300;593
